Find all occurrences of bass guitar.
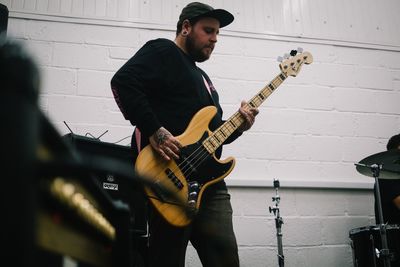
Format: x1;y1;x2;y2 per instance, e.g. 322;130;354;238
135;49;313;227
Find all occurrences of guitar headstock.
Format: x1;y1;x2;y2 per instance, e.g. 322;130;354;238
279;49;313;77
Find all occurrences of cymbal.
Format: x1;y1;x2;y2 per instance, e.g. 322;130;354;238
356;150;400;179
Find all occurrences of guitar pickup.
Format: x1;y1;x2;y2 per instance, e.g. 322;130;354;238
165;168;184;190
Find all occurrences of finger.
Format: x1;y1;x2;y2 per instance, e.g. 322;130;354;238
165;146;180;160
159;149;171;161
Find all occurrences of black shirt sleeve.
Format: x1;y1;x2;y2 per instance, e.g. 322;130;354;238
111;41;166;138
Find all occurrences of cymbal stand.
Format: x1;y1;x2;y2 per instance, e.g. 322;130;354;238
269;178;284;267
357;163;392;267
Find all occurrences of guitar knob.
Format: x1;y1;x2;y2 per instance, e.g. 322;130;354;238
297;47;303;53
188;200;196;208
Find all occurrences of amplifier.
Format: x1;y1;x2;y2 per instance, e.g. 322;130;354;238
62;133;148;235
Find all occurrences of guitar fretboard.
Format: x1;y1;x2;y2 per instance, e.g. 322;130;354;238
202;72;287;154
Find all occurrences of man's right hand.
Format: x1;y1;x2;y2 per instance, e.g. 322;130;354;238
149;127;182;161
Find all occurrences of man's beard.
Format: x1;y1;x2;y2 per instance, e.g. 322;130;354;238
185;34;211;62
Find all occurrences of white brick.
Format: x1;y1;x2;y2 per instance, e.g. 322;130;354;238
230;187;297;217
268;161;327;182
7;18;26;39
242;38;296;59
52;43;112;70
11;0;23;9
336;47;400;69
224;158;268;182
270;84;334;111
215;79;266;105
83;0;95;16
354;113;399;138
346;190;375;216
238;247;277;267
77;70;113;97
234;216;276;246
282;217;323;246
84;25;141;47
26;20;85;43
321;217;372;245
286;246;353;267
213;35;245;56
71;0;84;16
20;40;53;66
47;95;107;124
333;87;376;113
291;135;343;162
254;108;310;135
307;110;357;137
295;189;347;216
40;66;77;95
37;0;50;12
230;133;293;160
342;137;386;163
109;47;137;60
355;67;393;90
373;91;400;115
202;55;275;82
312;63;357;88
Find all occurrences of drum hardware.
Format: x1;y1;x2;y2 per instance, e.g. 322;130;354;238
355;149;400;267
269;178;284;267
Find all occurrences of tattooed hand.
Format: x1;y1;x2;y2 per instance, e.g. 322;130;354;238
238;100;259;133
149;127;182;161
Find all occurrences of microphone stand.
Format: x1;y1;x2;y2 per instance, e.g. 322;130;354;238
269;178;284;267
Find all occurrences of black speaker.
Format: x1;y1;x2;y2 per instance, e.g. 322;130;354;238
0;4;8;35
62;133;148;236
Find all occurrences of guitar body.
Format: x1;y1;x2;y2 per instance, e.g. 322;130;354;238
135;106;235;227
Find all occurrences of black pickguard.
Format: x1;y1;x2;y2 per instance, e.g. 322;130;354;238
176;132;233;186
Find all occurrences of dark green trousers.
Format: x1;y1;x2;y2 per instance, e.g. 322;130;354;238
147;188;239;267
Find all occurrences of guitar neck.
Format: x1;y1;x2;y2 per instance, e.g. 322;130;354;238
202;72;287;154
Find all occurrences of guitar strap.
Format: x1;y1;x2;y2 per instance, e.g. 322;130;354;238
134;127;142;153
202;75;212;95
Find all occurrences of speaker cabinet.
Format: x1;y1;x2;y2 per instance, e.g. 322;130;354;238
62;133;148;236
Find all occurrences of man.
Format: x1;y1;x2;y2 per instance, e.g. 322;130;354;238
111;2;258;266
375;133;400;224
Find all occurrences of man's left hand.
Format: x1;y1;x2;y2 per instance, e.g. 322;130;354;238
238;100;259;132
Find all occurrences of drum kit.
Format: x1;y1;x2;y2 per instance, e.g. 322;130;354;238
351;149;400;267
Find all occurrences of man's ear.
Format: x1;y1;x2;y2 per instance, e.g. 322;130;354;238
181;19;192;35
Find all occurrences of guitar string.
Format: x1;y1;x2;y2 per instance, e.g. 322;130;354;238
174;76;285;177
164;74;287;192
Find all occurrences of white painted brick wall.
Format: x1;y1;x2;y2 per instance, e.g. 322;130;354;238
2;1;400;266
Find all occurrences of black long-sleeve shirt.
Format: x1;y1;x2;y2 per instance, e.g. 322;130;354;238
111;38;241;158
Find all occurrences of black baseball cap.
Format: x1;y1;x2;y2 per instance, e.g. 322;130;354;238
178;2;234;28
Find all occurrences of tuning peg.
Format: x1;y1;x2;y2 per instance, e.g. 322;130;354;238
297;47;303;53
277;56;283;62
284;53;290;59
